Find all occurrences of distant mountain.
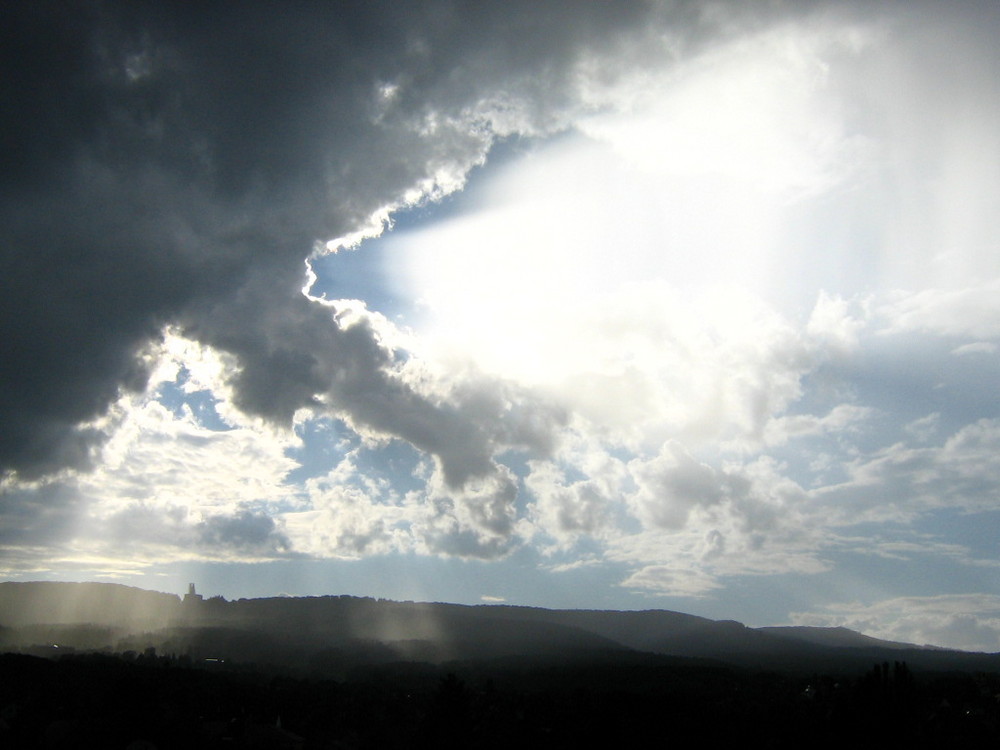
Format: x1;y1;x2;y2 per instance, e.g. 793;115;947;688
758;625;925;650
0;581;180;628
2;581;997;676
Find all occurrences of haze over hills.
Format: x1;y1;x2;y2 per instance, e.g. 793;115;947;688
6;582;1000;748
0;581;181;628
1;581;996;676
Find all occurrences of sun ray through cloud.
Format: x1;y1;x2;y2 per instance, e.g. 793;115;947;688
2;0;1000;651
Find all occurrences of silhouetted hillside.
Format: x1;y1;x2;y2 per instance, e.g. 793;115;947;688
3;581;999;678
759;625;925;650
462;604;716;650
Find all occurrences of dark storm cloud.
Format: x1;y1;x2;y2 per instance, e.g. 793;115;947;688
0;1;650;480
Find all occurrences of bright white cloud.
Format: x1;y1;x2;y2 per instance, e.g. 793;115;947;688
628;442;729;530
806;292;866;355
577;19;877;198
81;396;297;554
539;441;833;595
289;458;414;559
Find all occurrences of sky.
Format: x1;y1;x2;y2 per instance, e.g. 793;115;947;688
3;1;1000;652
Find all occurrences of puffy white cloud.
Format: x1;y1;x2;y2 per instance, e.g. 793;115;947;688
577;16;879;199
415;463;523;559
87;401;298;516
525;459;620;546
628;442;729;530
806;291;867;355
564;444;832;592
291;443;419;557
625;446;813;544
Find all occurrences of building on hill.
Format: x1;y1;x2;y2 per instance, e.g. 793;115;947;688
183;583;203;612
184;583;202;603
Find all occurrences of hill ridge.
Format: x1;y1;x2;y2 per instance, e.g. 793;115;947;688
2;581;997;674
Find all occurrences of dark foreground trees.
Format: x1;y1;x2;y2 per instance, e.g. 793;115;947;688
2;651;999;749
